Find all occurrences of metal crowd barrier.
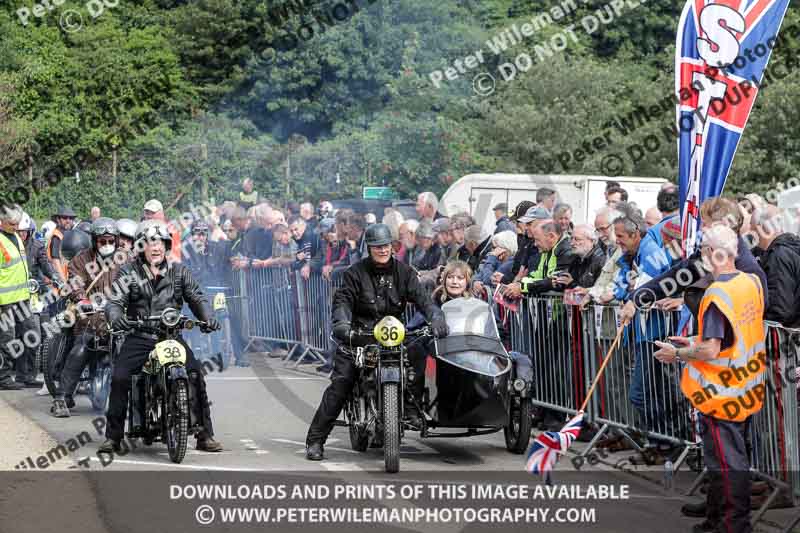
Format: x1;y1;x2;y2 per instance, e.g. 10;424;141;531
509;295;800;525
509;296;692;449
230;268;800;521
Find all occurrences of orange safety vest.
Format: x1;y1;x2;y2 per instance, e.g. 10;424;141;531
680;272;767;422
47;227;68;280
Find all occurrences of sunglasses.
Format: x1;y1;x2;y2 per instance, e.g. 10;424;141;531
96;237;116;246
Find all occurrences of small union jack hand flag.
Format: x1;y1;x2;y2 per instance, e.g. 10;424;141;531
524;411;584;481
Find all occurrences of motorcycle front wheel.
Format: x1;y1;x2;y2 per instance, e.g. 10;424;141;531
165;379;190;463
382;383;401;473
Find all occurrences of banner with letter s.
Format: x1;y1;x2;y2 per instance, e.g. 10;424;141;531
676;0;790;255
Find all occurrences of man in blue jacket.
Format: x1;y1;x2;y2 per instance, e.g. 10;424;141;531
611;204;672;457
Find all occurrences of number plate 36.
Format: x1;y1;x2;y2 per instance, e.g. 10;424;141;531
154;340;186;365
373;316;405;347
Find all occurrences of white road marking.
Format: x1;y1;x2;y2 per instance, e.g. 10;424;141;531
206;376;327;381
319;462;365;472
81;456;267;471
273;438;360;454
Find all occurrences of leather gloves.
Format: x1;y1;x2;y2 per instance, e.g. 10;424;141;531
201;317;221;332
112;316;136;331
332;323;351;342
431;316;449;339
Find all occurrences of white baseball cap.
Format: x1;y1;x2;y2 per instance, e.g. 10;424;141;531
143;199;163;213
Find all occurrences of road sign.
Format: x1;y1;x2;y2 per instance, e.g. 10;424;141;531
362;187;395;200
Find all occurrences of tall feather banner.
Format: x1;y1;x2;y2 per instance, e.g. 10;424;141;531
676;0;791;255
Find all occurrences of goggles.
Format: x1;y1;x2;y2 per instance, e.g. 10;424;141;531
93;224;117;236
140;225;171;241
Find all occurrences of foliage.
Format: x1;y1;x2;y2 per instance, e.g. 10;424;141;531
2;0;799;218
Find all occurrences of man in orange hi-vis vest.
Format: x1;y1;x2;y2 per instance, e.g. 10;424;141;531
654;224;766;533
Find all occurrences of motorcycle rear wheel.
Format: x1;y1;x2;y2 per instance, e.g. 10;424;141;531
346;391;369;452
504;397;532;454
166;379;190;463
89;366;112;412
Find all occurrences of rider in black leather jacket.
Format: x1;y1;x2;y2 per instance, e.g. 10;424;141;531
305;224;449;461
99;219;223;453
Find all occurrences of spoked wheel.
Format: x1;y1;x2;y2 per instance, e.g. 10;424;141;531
45;333;69;397
345;387;369;452
504;396;532;454
382;383;401;473
89;366;112;412
165;379;190;463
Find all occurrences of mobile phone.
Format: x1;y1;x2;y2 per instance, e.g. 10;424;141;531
652;340;675;350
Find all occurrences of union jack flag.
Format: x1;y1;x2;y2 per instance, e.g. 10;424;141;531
524;411;583;480
676;0;790;255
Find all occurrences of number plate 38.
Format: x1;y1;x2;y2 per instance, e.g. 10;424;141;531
373;316;405;347
153;340;186;365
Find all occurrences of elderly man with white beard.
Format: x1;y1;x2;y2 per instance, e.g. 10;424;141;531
552;224;606;291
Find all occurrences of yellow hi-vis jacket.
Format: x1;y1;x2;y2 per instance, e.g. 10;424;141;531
0;231;30;306
680;272;767;422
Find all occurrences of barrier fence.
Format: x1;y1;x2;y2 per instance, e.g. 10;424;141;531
225;267;800;522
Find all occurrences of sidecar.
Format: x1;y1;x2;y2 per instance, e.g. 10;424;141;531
424;298;533;453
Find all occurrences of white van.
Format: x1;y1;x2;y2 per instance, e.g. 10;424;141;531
440;173;668;236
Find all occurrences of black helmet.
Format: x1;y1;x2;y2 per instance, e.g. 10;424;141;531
365;223;393;247
91;217;118;237
76;221;93;233
60;230;92;262
191;220;210;234
116;218;137;240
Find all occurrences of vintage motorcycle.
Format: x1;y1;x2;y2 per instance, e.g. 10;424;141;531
126;308;215;463
45;297;121;411
344;298;533;473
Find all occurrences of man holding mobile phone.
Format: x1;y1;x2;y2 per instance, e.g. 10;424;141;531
518;220;576;297
653;225;765;533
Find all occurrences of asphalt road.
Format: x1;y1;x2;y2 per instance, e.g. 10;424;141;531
3;353;571;473
2;353;789;533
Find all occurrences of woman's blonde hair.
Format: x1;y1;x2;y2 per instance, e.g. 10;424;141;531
433;260;473;304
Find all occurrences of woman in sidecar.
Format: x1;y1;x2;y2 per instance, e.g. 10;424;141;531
406;260;533;453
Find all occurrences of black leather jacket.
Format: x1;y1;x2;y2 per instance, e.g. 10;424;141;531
24;237;63;291
332;256;442;346
106;257;213;333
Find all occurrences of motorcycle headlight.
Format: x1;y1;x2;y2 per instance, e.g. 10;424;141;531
161;308;181;328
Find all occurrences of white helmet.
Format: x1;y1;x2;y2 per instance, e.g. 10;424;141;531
116;218;137;240
41;220;56;238
18;213;33;232
135;219;173;251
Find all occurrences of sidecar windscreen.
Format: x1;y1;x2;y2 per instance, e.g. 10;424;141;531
435;335;511;378
441;298;499;338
